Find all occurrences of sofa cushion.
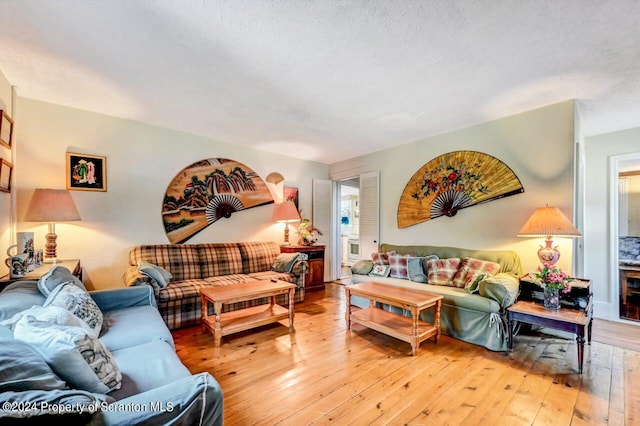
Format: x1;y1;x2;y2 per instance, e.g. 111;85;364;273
246;271;296;284
13;317;122;394
129;244;202;281
0;389;110;421
0;281;46;321
44;282;103;338
272;252;300;273
37;265;86;297
388;254;412;279
0;331;67;392
237;241;280;274
371;251;396;265
369;264;391;277
100;305;175;352
351;259;373;275
406;255;438;283
427;258;461;286
157;279;216;304
109;340;191;401
198;243;244;277
137;261;173;288
452;257;501;288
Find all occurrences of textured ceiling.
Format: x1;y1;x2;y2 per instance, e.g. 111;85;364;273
1;1;639;164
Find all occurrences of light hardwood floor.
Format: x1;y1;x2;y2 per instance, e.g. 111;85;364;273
173;283;640;425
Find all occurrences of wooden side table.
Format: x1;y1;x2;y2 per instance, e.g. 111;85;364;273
507;299;593;374
280;245;325;291
0;259;82;291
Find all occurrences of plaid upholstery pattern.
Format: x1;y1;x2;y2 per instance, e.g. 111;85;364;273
129;244;201;281
237;241;280;274
388;254;411;279
452;257;501;288
198;243;244;277
127;241;307;330
371;251;396;265
427;257;461;286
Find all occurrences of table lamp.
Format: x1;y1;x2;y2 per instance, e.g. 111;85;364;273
517;206;581;266
24;188;81;263
272;201;300;245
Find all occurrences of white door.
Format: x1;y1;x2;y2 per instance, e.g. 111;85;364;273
313;178;333;281
359;171;380;261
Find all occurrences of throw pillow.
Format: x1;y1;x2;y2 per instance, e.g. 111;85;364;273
388;254;412;279
0;281;46;322
406;255;439;283
452;257;501;289
1;305;95;337
271;253;300;273
43;282;103;338
137;261;173;288
464;273;487;294
37;266;86;297
368;264;391;277
426;258;461;286
0;334;67;392
371;251;396;265
13;317;122;394
350;260;373;275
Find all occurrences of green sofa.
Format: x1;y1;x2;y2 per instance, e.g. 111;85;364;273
349;243;523;352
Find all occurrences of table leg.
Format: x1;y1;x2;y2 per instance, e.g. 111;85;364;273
587;319;593;345
434;300;441;344
345;288;351;330
411;307;418;356
576;329;585;374
201;296;208;333
508;317;514;352
214;301;222;347
289;288;295;332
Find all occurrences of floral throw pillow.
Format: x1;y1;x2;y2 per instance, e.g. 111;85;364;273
371;251;397;265
452;257;501;288
43;282;104;338
426;258;461;286
368;264;391;278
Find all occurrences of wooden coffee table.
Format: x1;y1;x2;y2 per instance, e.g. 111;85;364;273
345;282;443;356
200;279;296;347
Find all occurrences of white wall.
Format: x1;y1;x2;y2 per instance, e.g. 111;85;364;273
15;97;329;289
585;127;640;320
0;70;13;277
330;100;577;276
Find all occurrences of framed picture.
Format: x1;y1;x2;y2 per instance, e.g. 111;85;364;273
66;152;107;192
0;159;13;193
284;186;299;211
0;110;13;149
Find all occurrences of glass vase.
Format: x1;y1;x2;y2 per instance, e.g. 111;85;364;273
543;287;561;310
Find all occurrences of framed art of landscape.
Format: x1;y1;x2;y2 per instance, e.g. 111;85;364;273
66;152;107;192
0;159;13;193
0;110;13;149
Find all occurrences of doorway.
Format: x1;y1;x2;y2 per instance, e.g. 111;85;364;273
338;177;360;279
613;154;640;323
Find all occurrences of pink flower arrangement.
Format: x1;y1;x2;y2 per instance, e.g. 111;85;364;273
530;264;573;293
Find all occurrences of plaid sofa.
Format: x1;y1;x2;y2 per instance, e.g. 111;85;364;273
123;241;307;330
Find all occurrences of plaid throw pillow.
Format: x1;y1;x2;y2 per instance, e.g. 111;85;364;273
371;251;396;265
451;257;501;288
427;258;461;286
389;254;412;279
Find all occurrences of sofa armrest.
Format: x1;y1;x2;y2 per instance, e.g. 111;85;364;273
98;373;223;426
90;286;157;311
291;259;309;282
478;273;520;309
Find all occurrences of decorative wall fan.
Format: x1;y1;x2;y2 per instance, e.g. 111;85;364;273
397;151;524;228
162;158;273;243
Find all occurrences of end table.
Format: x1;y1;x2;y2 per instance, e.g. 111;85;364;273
1;259;82;291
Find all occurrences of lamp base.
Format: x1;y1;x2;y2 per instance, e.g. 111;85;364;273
44;257;59;264
537;238;560;266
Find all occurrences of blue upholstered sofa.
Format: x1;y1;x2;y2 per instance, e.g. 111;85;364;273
0;271;223;425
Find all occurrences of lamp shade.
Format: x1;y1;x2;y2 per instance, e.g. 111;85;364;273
517;206;581;238
272;201;300;223
24;189;81;222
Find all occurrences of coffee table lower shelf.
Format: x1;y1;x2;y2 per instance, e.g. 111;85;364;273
350;307;438;349
202;304;291;340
